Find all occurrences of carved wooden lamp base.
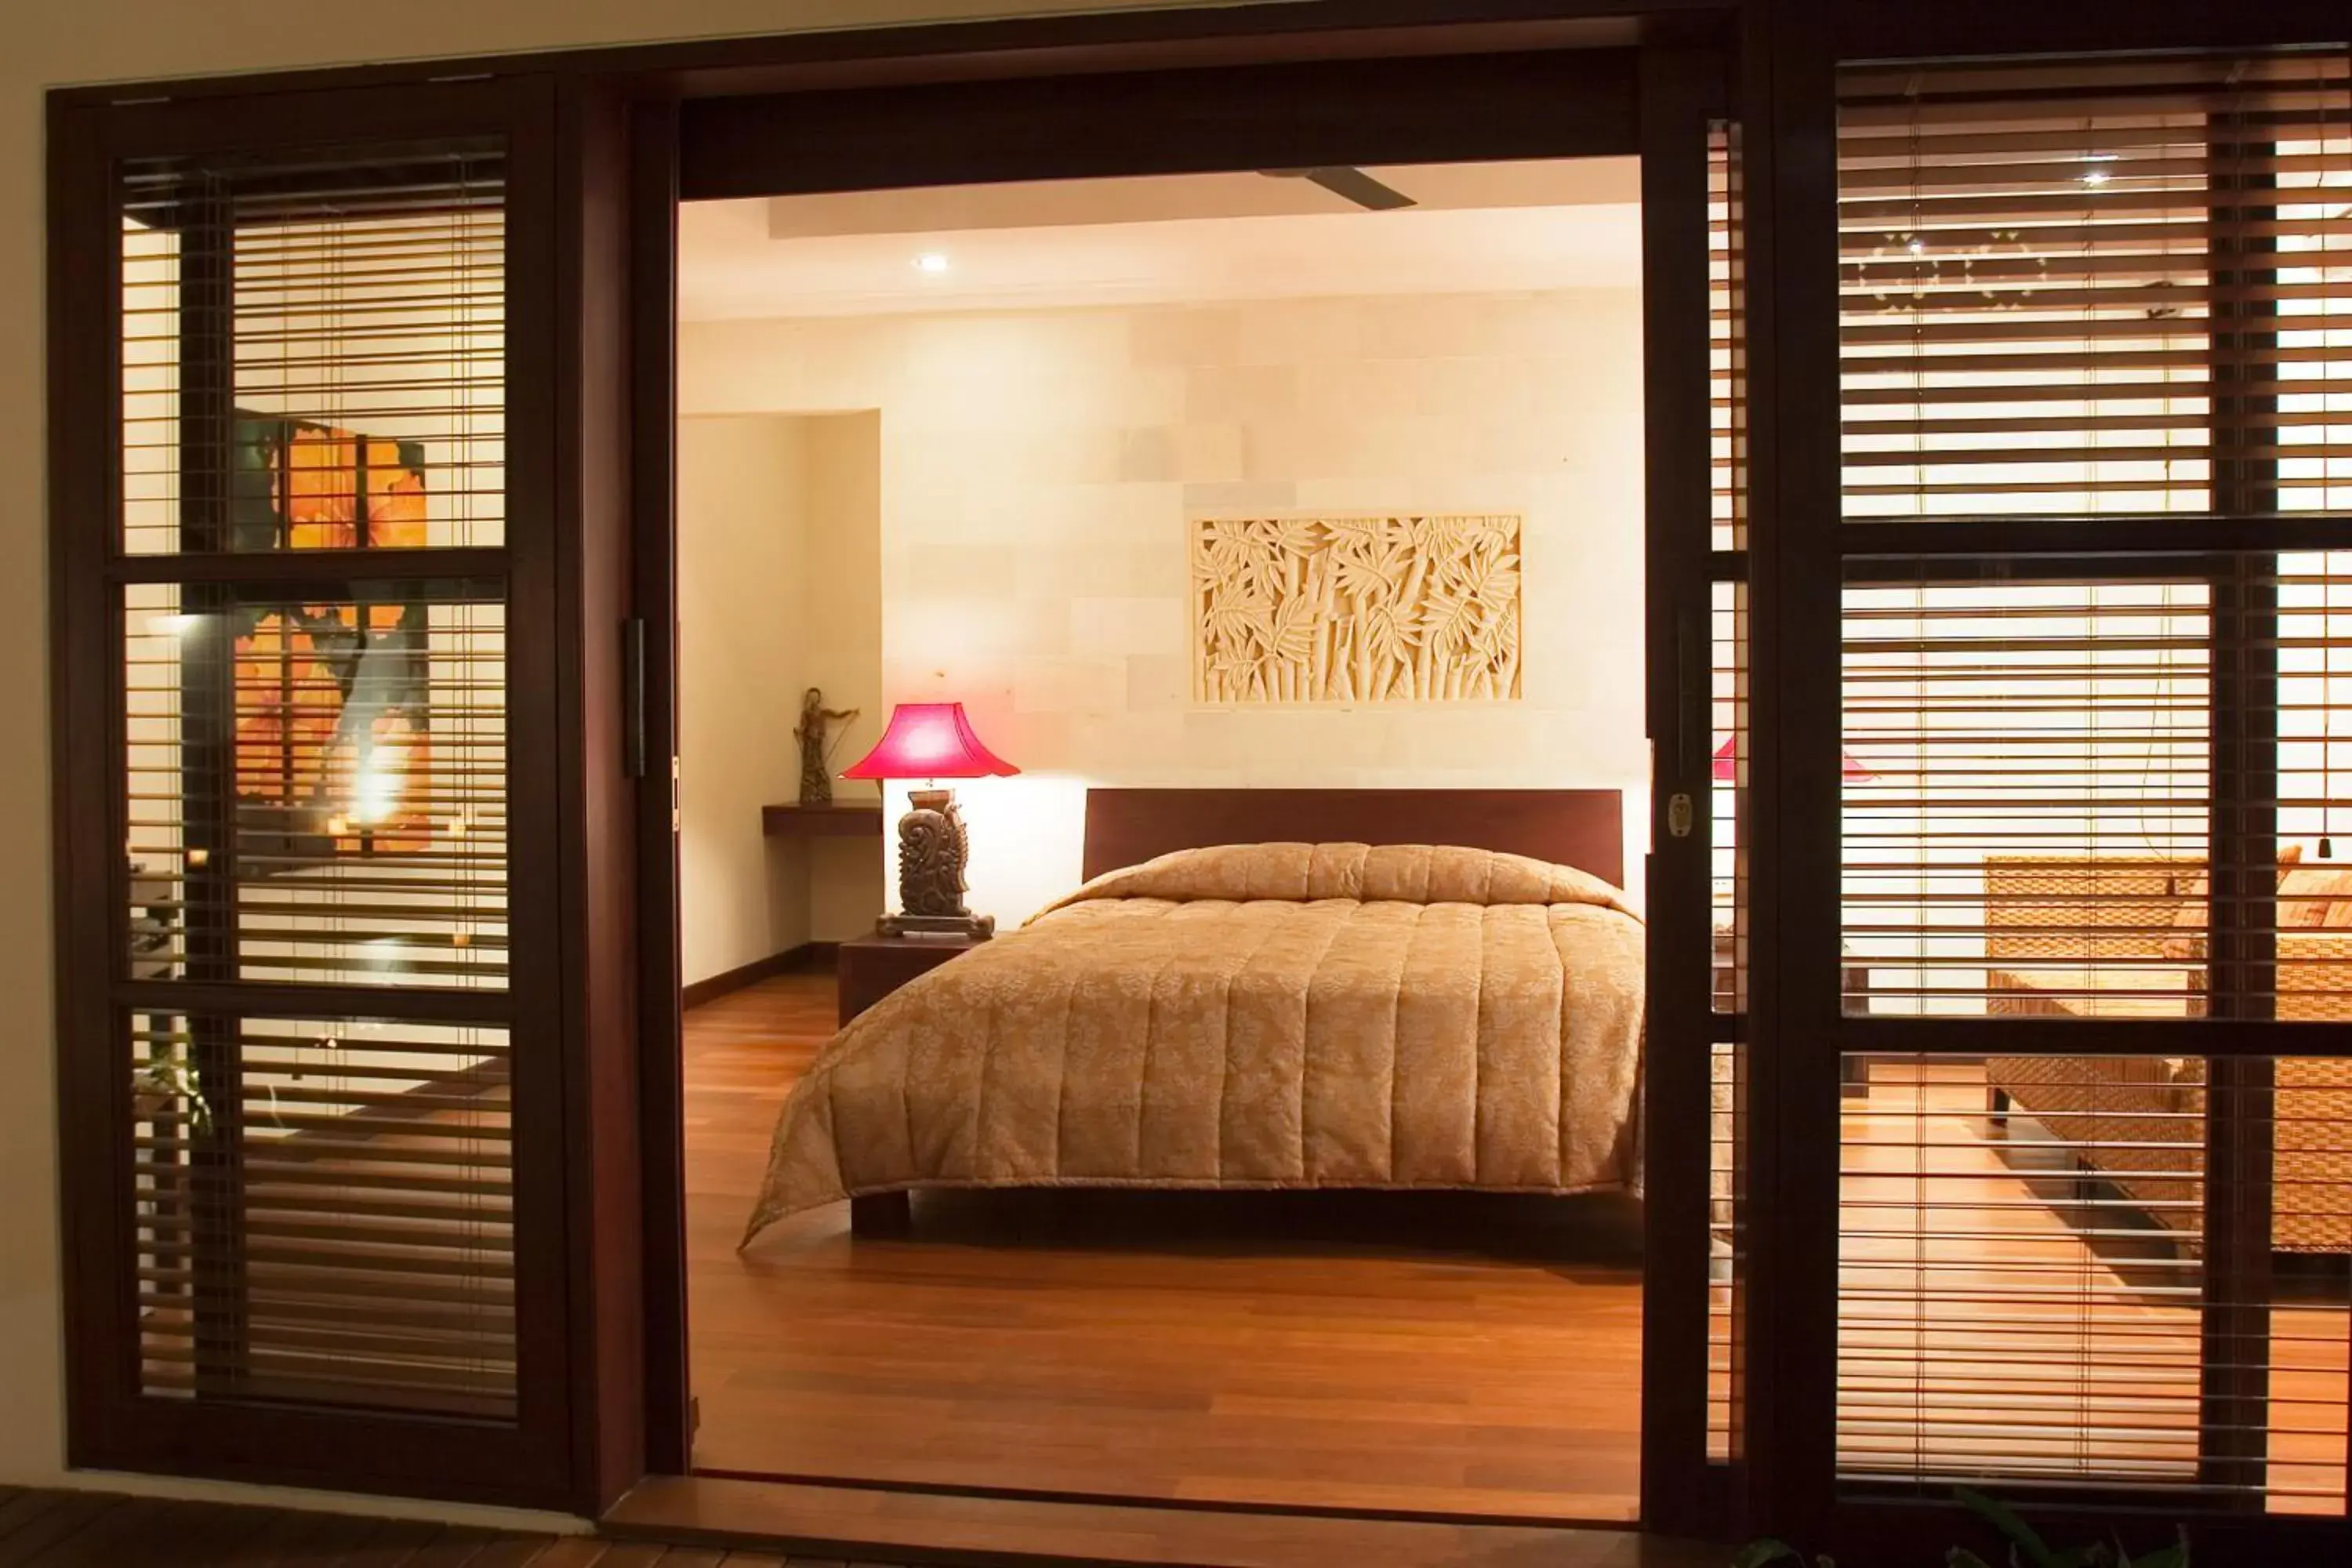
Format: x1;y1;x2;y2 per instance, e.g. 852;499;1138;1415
877;786;995;941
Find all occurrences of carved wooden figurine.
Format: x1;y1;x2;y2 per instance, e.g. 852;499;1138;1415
793;687;859;805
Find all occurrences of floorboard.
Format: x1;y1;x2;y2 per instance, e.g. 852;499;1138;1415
686;974;1646;1525
0;1494;116;1565
605;1475;1712;1568
0;1490;897;1566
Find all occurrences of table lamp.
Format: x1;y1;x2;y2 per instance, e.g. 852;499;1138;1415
842;702;1019;938
1711;736;1874;782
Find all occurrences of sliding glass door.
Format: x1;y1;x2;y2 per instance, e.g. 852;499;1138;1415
1821;44;2352;1525
49;77;579;1505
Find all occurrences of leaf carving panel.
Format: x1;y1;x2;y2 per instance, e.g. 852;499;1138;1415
1191;514;1523;704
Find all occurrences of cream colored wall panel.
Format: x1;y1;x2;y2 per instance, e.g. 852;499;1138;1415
800;413;885;942
683;285;1646;927
679;416;810;986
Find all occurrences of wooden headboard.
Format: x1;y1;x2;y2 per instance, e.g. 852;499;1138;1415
1080;788;1624;887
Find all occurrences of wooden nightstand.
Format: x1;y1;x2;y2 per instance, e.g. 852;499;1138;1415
837;931;984;1029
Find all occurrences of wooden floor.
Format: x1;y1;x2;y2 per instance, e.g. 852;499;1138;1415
608;1476;1714;1568
686;975;2352;1526
0;1486;896;1566
684;974;1646;1524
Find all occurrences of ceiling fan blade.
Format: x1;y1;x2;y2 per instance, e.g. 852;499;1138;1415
1261;166;1417;212
1305;167;1415;211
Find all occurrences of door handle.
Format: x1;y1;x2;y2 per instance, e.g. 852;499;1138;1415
621;617;647;779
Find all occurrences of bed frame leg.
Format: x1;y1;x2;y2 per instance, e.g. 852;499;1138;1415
851;1192;913;1239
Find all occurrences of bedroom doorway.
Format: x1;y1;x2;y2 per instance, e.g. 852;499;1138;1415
669;154;1656;1524
622;29;1747;1545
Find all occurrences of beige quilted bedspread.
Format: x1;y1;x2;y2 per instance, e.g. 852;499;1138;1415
742;843;1645;1246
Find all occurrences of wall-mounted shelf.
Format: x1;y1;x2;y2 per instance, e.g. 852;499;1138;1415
763;800;885;839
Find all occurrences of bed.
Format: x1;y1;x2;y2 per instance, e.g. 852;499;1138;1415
741;787;1642;1245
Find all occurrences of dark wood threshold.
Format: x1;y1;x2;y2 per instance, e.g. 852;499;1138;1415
604;1475;1719;1568
681;942;837;1010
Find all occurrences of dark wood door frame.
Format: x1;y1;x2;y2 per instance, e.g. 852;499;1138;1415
1637;32;1736;1540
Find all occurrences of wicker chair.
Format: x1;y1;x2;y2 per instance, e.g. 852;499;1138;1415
1982;855;2352;1255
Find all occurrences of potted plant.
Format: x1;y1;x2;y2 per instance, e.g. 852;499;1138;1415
1735;1488;2189;1568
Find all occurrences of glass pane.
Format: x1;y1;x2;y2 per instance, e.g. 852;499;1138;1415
1842;579;2212;1017
1708;119;1753;1464
1708;575;1748;1460
1837;51;2352;523
1838;1052;2350;1515
1712;578;1749;1014
2273;108;2352;514
125;580;508;990
120;140;506;553
1711;125;1746;553
132;1011;514;1419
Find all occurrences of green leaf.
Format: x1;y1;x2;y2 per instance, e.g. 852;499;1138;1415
1732;1541;1802;1568
1955;1488;2062;1568
2123;1530;2189;1568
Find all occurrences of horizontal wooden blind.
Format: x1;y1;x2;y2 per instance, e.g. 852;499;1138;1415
120;141;506;554
1842;577;2213;1017
106;127;523;1432
123;583;510;991
132;1014;514;1419
1712;124;1748;553
1838;1054;2350;1513
1844;555;2352;1022
1835;46;2352;1519
1709;575;1748;1461
1838;50;2352;520
1707;121;1751;1464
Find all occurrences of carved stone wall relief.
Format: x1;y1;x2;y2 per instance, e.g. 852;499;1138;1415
1192;514;1523;704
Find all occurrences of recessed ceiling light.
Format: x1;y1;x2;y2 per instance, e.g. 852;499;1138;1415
913;252;951;274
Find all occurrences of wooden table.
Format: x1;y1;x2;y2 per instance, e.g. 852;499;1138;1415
837;931;983;1029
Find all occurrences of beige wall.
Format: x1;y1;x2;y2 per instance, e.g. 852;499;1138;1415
800;413;890;940
0;0;1240;1512
681;289;1648;925
680;416;811;984
679;412;884;985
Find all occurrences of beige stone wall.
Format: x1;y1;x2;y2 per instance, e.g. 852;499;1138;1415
0;0;1239;1513
682;289;1647;925
800;412;889;942
679;415;813;985
678;410;884;985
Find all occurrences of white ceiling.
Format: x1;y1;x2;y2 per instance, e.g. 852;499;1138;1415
678;158;1642;321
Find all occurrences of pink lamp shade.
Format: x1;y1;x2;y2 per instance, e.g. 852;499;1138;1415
841;702;1019;782
1711;736;1873;782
